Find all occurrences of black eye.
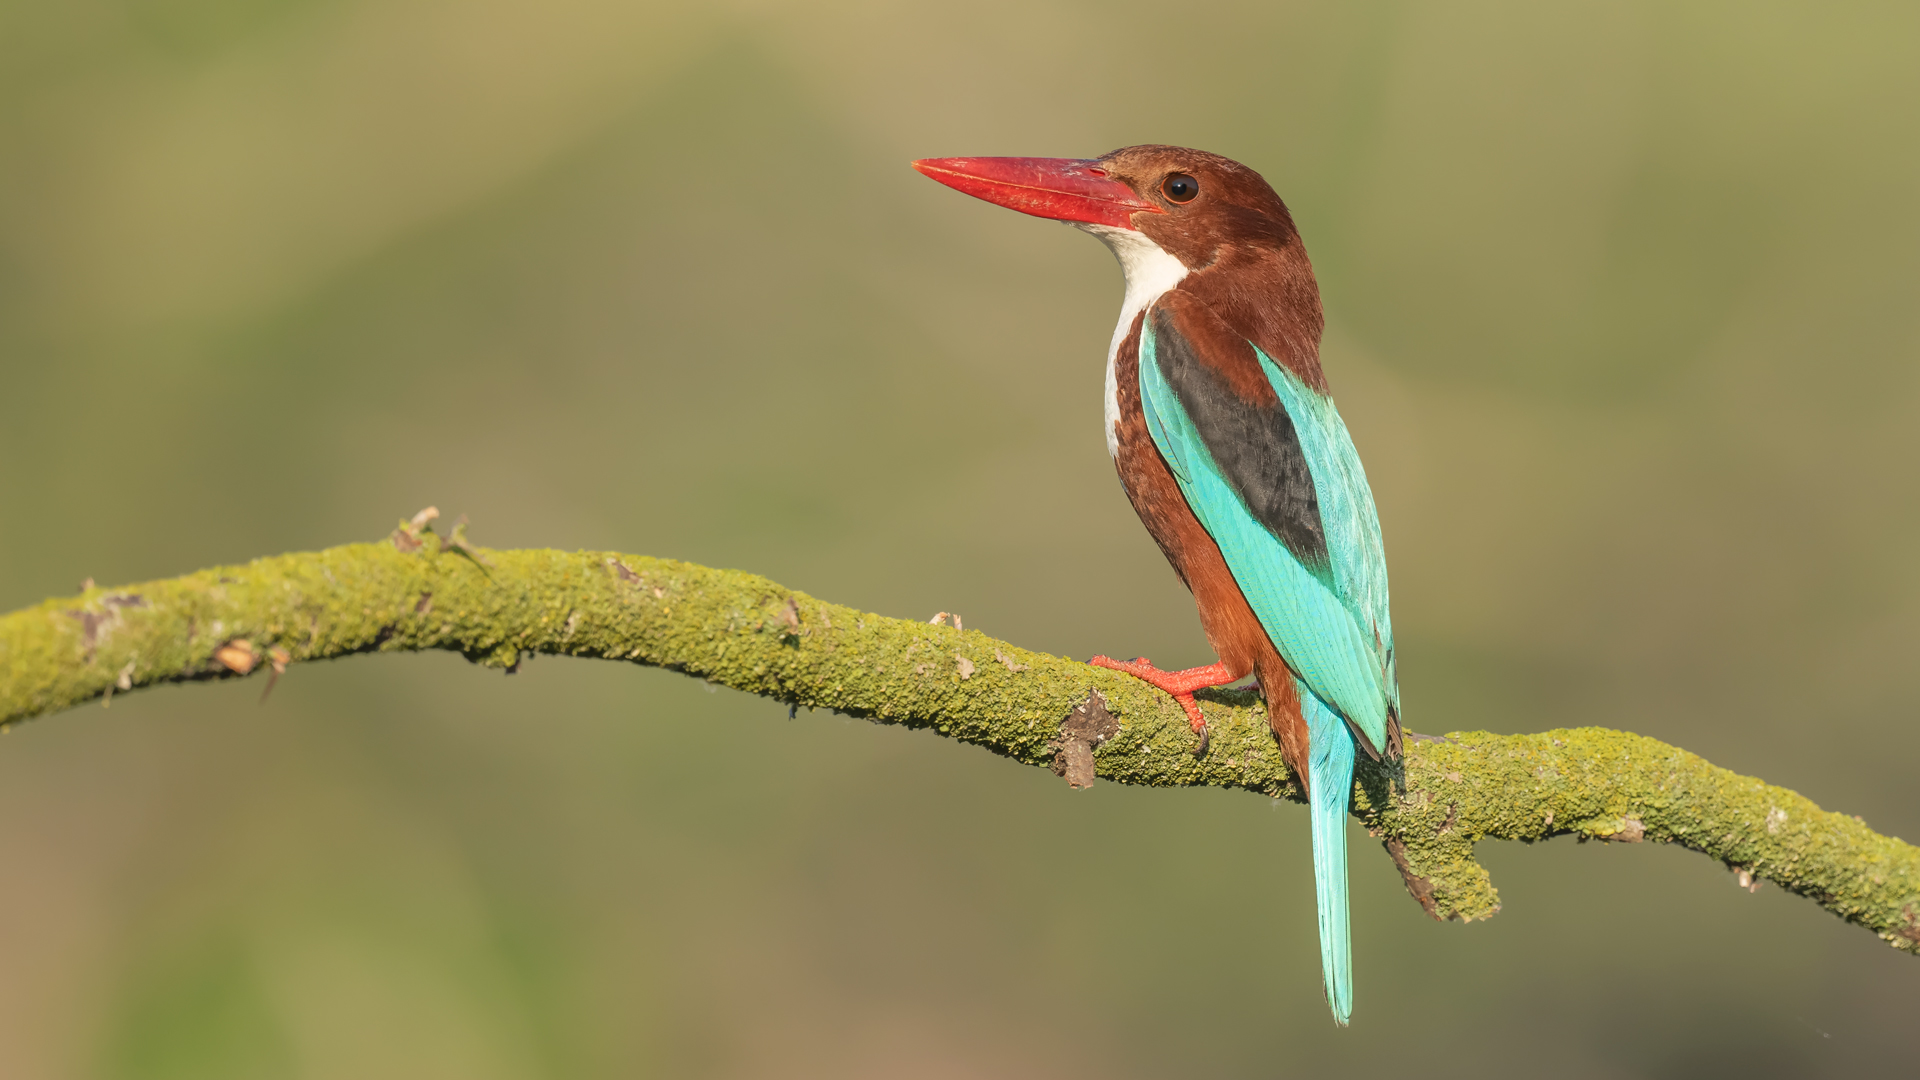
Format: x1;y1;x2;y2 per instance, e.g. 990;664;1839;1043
1162;173;1199;203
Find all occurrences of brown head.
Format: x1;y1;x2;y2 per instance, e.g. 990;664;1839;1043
913;145;1326;383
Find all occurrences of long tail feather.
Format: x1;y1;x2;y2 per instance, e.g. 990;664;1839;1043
1302;681;1356;1026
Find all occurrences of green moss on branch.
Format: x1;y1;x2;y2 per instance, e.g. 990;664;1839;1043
3;532;1916;953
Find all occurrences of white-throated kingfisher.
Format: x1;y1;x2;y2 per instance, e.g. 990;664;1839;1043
913;147;1402;1025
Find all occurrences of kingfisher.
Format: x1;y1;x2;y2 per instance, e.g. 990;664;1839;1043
913;147;1401;1025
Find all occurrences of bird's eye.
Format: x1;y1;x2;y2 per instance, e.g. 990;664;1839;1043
1162;173;1199;203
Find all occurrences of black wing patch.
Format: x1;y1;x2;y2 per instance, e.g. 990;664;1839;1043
1150;307;1330;572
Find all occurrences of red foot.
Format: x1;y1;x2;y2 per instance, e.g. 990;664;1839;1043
1089;656;1237;755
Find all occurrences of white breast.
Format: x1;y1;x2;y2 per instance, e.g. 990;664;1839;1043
1074;224;1190;458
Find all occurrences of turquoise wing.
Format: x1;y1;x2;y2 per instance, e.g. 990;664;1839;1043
1260;345;1399;726
1138;315;1397;750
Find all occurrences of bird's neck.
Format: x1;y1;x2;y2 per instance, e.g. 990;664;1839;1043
1080;224;1190;459
1180;240;1328;393
1082;224;1190;358
1084;228;1329;459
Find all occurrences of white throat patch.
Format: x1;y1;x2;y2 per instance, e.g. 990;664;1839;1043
1074;224;1190;458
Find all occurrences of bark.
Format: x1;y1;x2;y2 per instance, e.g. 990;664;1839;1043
3;521;1916;953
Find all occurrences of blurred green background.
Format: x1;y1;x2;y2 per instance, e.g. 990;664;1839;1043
2;1;1916;1076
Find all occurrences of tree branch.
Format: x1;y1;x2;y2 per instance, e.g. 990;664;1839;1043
3;524;1916;954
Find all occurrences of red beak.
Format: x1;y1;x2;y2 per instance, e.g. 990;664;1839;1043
911;157;1162;230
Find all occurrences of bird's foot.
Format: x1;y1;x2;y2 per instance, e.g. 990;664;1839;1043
1088;656;1237;756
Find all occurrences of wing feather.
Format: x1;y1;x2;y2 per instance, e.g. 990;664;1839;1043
1139;309;1398;750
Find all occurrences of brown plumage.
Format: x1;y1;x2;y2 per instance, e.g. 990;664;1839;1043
1108;304;1314;787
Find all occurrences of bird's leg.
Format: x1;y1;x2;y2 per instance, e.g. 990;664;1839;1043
1088;656;1238;756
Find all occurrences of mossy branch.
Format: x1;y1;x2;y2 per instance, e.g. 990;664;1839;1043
3;526;1916;954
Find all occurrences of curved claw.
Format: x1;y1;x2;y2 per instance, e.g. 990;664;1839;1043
1090;654;1235;757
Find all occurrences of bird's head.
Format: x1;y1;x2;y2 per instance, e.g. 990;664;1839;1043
910;144;1302;274
913;144;1323;377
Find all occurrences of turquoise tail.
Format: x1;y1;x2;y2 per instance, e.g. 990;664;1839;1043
1302;680;1357;1026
